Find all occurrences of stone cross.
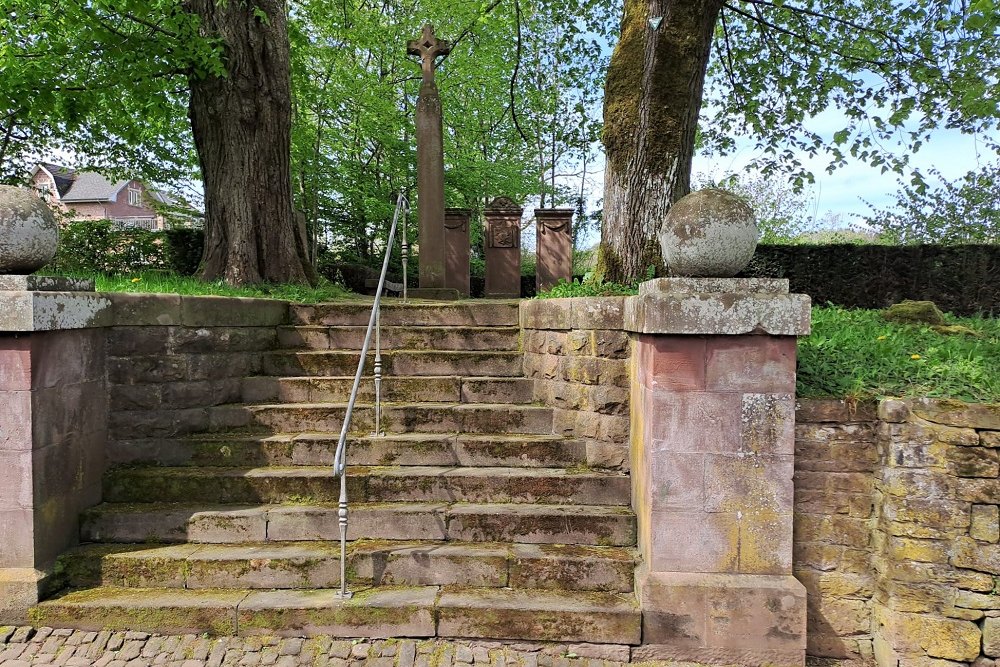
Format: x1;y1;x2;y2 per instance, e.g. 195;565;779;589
407;24;451;290
407;24;451;86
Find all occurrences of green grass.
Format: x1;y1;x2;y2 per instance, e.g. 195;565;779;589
536;278;639;298
798;305;1000;402
89;272;357;303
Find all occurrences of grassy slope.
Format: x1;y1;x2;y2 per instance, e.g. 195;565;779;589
797;305;1000;402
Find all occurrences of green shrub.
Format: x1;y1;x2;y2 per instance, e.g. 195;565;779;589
162;228;204;275
46;221;206;276
50;220;166;275
741;244;1000;316
536;278;638;298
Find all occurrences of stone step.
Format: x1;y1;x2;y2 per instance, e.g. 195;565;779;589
57;541;636;592
277;326;522;352
113;433;589;469
32;586;640;644
261;350;525;378
103;466;631;506
80;502;637;546
290;301;520;328
242;403;554;435
242;376;534;405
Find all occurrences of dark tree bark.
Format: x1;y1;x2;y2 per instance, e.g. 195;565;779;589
597;0;722;283
185;0;316;285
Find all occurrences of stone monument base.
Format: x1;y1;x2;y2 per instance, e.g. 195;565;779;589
635;571;806;666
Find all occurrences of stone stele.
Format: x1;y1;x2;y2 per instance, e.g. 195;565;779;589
0;185;59;274
659;188;757;277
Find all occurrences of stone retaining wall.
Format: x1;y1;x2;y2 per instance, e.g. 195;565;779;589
873;398;1000;667
520;296;1000;665
105;294;286;465
793;399;879;661
3;289;999;666
519;298;631;471
0;292;288;620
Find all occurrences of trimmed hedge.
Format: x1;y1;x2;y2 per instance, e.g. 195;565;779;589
741;244;999;316
48;221;204;276
162;229;204;276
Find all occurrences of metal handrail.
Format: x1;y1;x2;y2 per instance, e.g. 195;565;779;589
332;193;409;599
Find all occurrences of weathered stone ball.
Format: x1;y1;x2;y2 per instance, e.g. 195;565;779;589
659;188;758;277
0;186;59;274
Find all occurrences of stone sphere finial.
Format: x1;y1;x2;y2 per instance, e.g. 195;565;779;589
659;188;758;278
0;186;59;274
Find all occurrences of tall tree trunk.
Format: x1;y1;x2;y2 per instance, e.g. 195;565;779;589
598;0;722;283
186;0;316;285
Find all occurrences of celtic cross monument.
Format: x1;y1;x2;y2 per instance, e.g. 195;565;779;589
407;24;451;290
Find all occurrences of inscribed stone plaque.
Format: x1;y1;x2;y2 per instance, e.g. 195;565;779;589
484;197;522;298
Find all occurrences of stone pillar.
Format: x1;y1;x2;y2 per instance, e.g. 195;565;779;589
0;277;111;622
407;25;451;290
625;277;811;666
444;208;471;297
484;197;522;298
534;208;573;292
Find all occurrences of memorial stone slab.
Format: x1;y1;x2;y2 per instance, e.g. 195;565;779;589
535;208;573;292
444;208;471;297
483;197;522;298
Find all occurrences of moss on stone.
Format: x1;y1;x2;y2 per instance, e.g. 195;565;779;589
931;324;982;337
882;300;947;325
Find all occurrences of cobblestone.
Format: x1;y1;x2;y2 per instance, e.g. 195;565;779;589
0;628;653;667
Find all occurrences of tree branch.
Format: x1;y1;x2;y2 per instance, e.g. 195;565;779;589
722;1;892;70
735;0;926;62
510;0;531;143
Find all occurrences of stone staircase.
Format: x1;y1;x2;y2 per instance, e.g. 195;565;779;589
32;301;641;645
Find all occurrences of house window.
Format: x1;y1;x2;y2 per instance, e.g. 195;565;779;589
128;188;142;206
36;183;52;200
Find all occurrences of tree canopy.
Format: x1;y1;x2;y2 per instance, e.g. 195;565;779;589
0;0;611;279
597;0;1000;282
2;0;999;284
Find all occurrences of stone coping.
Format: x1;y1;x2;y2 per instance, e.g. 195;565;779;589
520;281;810;336
0;292;289;332
0;276;94;292
625;291;811;336
879;396;1000;428
638;277;790;295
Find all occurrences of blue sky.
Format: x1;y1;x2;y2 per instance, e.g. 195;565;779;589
691;107;1000;228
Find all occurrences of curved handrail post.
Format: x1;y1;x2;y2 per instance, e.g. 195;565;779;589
332;193;408;599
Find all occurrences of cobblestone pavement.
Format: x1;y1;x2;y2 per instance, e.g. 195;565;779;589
0;627;641;667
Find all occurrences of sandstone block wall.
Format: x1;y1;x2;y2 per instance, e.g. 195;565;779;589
520;298;631;471
794;399;879;661
104;294;286;465
873;399;1000;667
0;327;108;620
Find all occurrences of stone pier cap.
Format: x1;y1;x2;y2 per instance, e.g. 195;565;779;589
625;277;811;336
0;276;109;332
